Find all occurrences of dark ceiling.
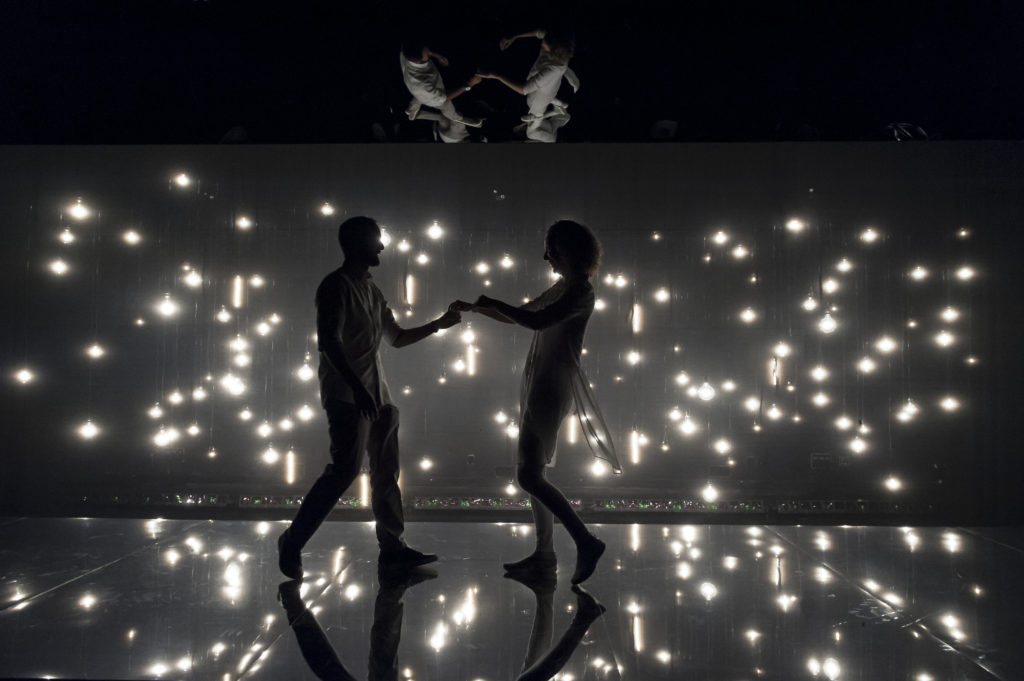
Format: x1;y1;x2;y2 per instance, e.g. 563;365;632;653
1;0;1021;143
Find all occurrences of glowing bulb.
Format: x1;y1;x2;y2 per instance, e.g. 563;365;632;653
14;368;34;384
415;252;429;265
378;227;391;247
721;380;736;392
773;343;791;358
740;307;757;323
297;404;315;421
59;228;75;244
818;312;837;334
802;295;818;311
320;202;335;216
614;275;628;288
956;266;975;281
940;306;960;322
157;295;180;317
712;230;729;245
909;266;928;281
940;396;960;411
506;423;519;438
699;581;718;600
262;447;280;464
297;362;315;381
766;404;783;420
860;227;879;243
812;392;830;407
675;371;690;386
505;483;517;495
654;287;670;302
935;330;955;347
743;397;760;412
174;173;191;187
884;475;902;491
732;244;749;258
474;261;489;275
426;221;444;239
785;218;804;233
236;216;252;230
419;457;433;471
187;423;200;436
594;298;606;311
460;328;476;344
627;350;641;365
257;422;273;438
85;343;105;359
701;483;719;503
835;415;853;430
78;420;99;439
500;255;514;268
697;381;716;401
122;230;141;245
49;259;69;275
837;258;852;272
168;390;184;405
875;336;897;353
857;357;876;373
184;269;203;288
822;278;839;294
680;414;697;435
713;438;731;454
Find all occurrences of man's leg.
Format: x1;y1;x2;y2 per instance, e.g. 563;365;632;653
366;404;406;552
280;402;367;577
369;405;437;566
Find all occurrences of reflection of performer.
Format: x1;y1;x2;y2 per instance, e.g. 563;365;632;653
278;217;461;580
479;28;579;142
278;566;437;681
400;36;483;143
505;572;607;681
453;220;621;585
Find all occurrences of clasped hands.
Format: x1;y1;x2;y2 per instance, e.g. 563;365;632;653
448;295;494;314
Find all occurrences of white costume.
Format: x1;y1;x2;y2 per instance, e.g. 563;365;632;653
399;52;476;142
521;32;580;142
519;276;621;473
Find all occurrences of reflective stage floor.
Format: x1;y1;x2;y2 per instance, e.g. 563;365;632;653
1;518;1022;681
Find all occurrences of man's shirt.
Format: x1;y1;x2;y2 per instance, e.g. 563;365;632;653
316;268;400;409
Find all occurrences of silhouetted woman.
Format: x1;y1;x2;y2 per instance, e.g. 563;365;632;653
453;220;621;583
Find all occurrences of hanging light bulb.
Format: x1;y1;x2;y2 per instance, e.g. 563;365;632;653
818;312;837;334
697;380;716;401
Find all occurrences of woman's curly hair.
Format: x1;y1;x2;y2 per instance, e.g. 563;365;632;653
547;220;602;277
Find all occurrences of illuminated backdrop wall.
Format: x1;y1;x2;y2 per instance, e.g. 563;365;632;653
0;144;1017;519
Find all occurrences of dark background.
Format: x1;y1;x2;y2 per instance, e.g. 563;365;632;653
1;0;1022;144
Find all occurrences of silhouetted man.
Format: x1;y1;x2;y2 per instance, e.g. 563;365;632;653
278;216;461;578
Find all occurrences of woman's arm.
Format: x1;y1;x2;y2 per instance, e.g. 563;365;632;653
499;30;543;51
474;285;587;331
477;71;525;96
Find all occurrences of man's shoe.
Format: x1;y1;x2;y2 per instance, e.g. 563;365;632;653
570;536;605;585
461;116;484;128
278;530;303;580
378;564;439;590
277;579;306;623
570;584;606;621
379;545;438;568
504;568;556;595
503;550;556;573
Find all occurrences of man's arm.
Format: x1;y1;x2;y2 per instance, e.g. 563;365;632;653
390;309;462;348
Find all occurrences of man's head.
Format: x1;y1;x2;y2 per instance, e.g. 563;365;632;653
338;216;383;266
401;35;429;63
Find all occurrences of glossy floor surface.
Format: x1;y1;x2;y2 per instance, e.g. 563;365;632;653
1;517;1022;680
